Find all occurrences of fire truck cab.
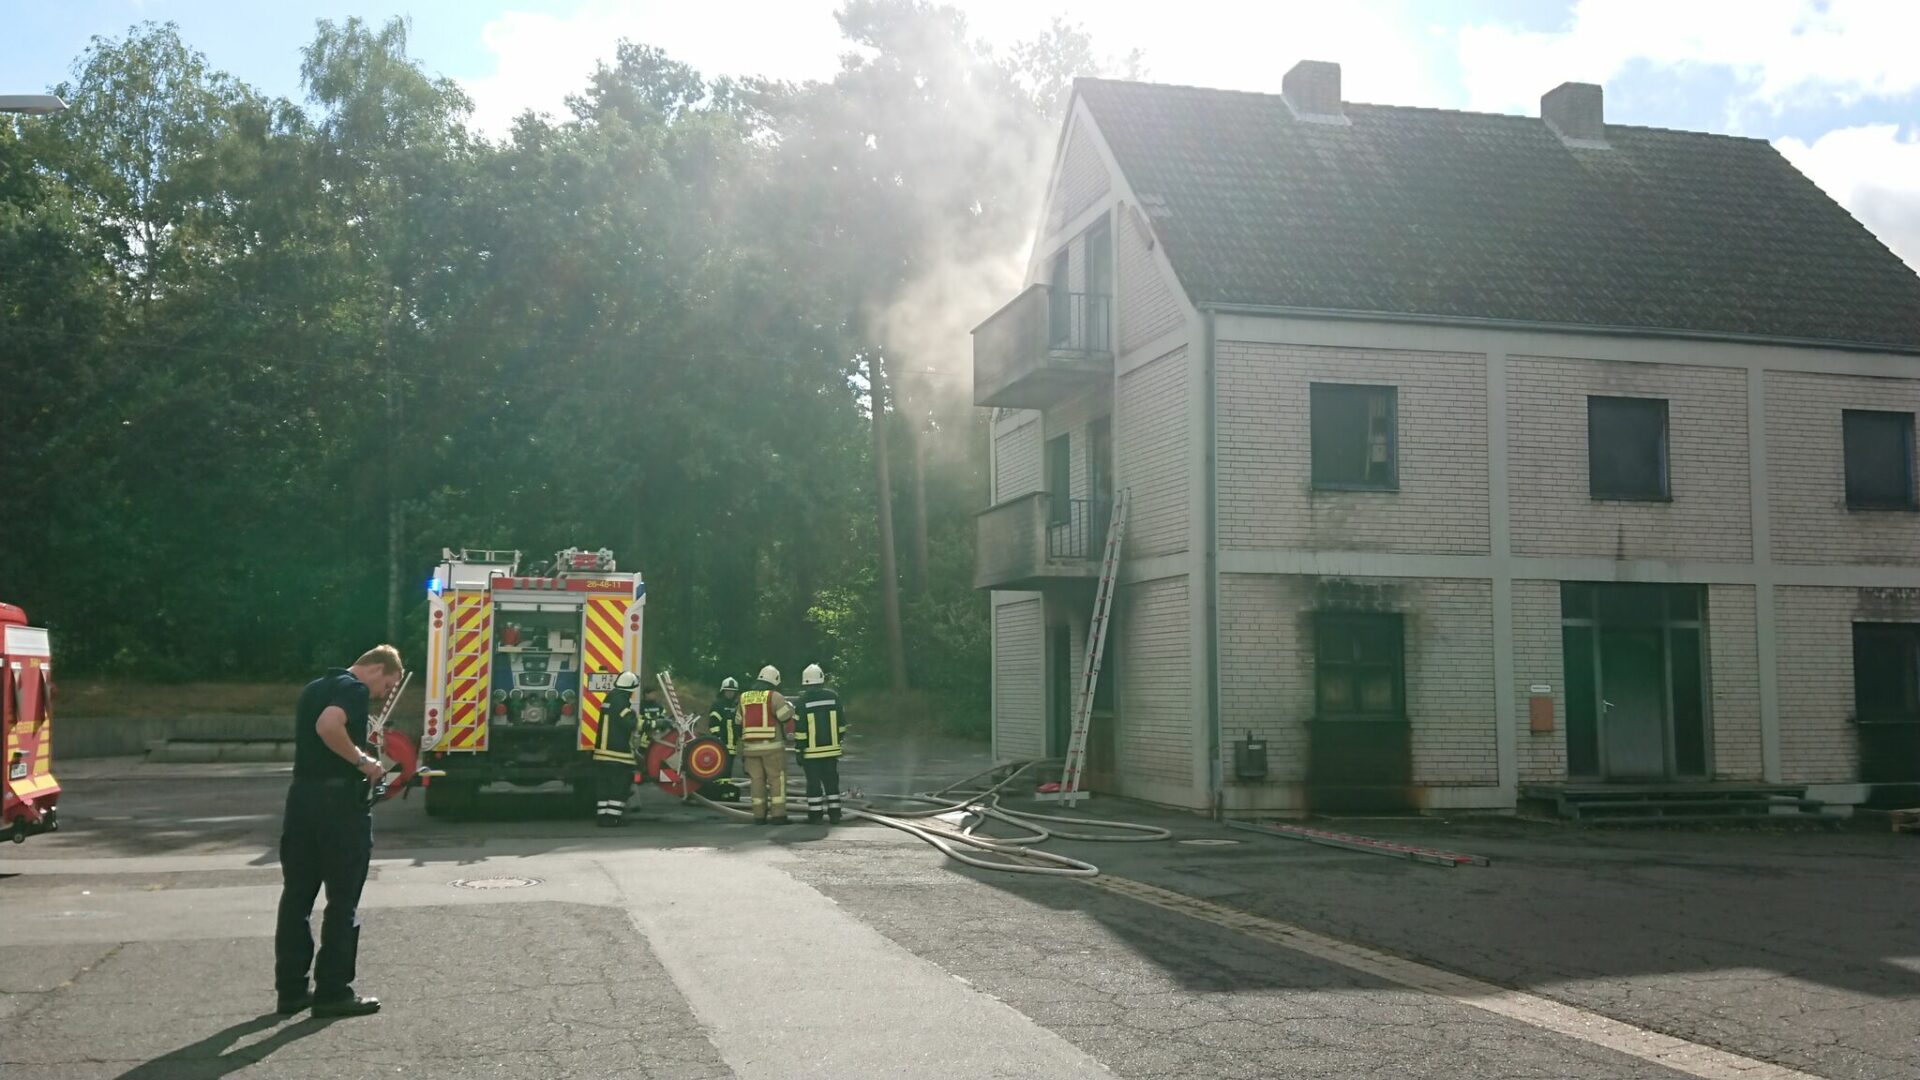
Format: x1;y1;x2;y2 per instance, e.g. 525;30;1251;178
2;602;61;843
422;547;644;817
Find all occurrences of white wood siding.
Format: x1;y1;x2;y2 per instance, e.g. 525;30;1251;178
1118;346;1189;558
993;597;1045;761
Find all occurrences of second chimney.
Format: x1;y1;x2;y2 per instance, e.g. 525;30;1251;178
1283;60;1345;121
1541;81;1606;145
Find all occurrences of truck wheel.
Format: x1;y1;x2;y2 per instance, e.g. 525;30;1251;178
425;779;472;819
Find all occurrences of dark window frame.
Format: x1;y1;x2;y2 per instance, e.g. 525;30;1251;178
1853;622;1920;725
1314;612;1406;721
1588;395;1671;502
1310;383;1399;492
1842;409;1918;511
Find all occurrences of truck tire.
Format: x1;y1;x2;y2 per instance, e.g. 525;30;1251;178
425;778;474;819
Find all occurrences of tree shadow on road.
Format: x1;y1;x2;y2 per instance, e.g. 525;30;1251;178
113;1011;337;1079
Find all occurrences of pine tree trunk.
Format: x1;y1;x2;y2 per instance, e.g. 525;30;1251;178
870;352;910;693
908;405;930;595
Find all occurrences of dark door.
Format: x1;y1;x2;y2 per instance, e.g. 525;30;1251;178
1045;434;1071;526
1048;249;1070;347
1599;628;1668;780
1085;220;1112;351
1048;625;1072;757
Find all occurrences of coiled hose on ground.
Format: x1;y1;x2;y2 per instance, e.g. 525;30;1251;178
691;760;1172;877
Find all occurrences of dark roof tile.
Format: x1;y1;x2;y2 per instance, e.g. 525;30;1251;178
1076;78;1920;352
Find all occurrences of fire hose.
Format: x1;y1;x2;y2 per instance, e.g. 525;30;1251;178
690;759;1172;877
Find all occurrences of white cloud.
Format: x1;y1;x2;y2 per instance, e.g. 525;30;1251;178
1777;124;1920;270
1456;0;1920;118
462;2;845;137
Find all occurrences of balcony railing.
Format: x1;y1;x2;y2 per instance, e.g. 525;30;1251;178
1045;497;1112;561
974;491;1103;590
973;285;1113;409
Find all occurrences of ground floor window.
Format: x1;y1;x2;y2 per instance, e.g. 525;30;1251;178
1561;583;1708;781
1314;612;1404;719
1854;623;1920;722
1853;623;1920;784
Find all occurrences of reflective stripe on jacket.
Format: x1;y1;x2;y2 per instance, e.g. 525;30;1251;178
592;688;642;764
794;688;846;760
737;688;783;742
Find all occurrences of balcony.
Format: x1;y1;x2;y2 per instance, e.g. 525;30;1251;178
975;493;1109;590
973;285;1112;409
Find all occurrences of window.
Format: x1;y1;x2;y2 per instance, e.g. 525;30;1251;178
1843;410;1917;510
1315;613;1405;718
1310;384;1397;490
1588;396;1669;500
1854;623;1920;723
1045;434;1071;525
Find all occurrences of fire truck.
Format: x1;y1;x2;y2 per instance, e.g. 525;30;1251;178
2;602;60;843
421;547;648;817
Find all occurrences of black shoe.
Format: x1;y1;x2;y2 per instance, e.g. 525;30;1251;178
313;995;381;1018
769;816;791;826
807;813;824;824
753;817;769;826
274;992;313;1016
597;815;621;828
828;812;842;824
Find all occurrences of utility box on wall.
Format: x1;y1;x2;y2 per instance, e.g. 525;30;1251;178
1233;731;1268;780
1529;685;1555;733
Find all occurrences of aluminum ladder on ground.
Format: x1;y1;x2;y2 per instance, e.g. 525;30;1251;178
1043;488;1129;808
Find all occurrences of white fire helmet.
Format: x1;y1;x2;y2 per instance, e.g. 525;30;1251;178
801;664;825;686
720;676;739;691
613;671;640;690
757;665;781;686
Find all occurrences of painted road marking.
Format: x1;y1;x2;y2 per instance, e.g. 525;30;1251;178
614;849;1115;1080
1091;875;1822;1080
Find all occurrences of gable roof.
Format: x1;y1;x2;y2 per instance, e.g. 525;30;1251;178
1075;78;1920;353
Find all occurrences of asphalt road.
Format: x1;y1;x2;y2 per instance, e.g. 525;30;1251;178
4;736;1915;1079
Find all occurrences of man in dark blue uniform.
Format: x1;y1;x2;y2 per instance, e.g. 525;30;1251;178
273;645;402;1018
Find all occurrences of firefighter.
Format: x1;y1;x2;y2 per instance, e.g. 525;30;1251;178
793;664;848;824
274;644;402;1019
736;665;795;824
592;672;645;826
640;684;671;737
698;676;742;802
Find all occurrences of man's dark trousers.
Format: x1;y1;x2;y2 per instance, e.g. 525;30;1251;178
275;779;373;1002
801;757;841;822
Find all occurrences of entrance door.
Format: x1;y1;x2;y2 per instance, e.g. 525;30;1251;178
1048;625;1072;758
1561;583;1709;782
1599;628;1668;780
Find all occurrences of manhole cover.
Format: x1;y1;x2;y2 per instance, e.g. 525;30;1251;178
1178;838;1242;847
450;876;541;890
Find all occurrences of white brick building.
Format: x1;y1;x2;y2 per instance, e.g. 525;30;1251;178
973;63;1920;815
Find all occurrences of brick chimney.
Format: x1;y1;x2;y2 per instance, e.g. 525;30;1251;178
1282;60;1346;123
1541;81;1607;146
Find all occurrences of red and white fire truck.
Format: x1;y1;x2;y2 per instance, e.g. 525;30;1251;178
420;547;647;817
2;602;60;844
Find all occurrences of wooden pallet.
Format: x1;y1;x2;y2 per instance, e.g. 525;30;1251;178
1892;808;1920;834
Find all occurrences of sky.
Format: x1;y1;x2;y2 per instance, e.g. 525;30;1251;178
4;0;1919;268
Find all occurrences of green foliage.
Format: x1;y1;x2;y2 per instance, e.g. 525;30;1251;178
0;7;1127;701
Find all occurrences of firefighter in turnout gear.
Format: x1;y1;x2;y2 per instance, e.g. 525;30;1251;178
793;664;847;823
736;665;795;824
699;676;742;802
592;672;644;826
